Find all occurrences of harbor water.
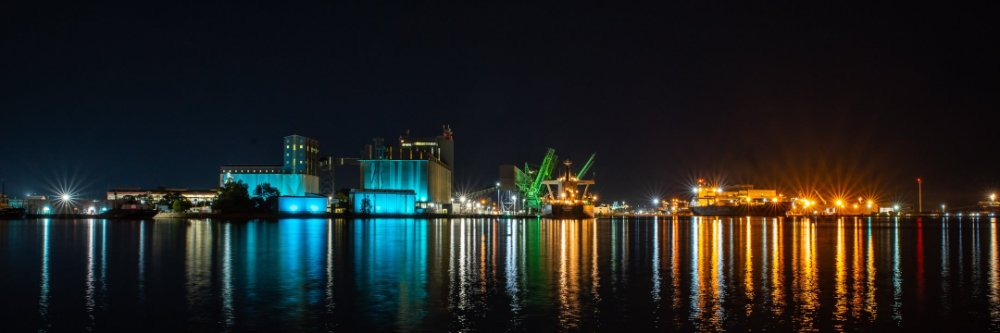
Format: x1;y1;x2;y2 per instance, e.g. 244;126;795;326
2;216;999;331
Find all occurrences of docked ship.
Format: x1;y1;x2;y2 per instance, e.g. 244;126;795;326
541;156;597;219
689;180;791;217
1;195;26;219
0;184;26;219
97;202;159;219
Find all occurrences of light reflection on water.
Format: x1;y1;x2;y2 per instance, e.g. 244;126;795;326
5;217;1000;331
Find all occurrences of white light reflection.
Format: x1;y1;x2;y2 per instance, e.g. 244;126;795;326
85;219;96;329
39;219;51;330
505;219;521;319
689;217;701;319
990;218;999;325
222;223;234;330
326;219;335;314
941;217;950;314
652;218;661;304
892;218;902;323
138;221;145;303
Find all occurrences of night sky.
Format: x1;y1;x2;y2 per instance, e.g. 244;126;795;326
2;2;998;208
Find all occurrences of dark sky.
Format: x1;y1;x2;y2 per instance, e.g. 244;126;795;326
2;1;998;208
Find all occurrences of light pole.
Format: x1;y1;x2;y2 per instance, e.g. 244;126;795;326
496;182;501;215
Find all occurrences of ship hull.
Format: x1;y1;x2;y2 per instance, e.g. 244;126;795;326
543;203;595;219
97;209;159;219
690;202;791;217
0;208;26;219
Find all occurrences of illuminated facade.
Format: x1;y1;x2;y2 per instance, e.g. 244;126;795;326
106;188;217;204
277;196;328;214
353;126;455;214
220;171;319;197
220;135;322;197
350;189;416;214
284;135;319;175
360;159;451;204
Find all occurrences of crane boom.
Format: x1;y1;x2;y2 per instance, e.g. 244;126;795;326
575;153;596;180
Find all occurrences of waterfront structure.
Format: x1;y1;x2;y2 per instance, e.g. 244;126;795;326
349;189;416;214
277;196;328;214
540;156;597;218
689;180;790;216
318;156;359;197
979;193;999;213
106;188;216;204
353;127;454;213
284;135;320;175
359;159;452;208
398;125;454;169
220;135;322;197
220;166;319;196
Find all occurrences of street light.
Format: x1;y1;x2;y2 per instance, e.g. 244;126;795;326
496;182;501;215
60;193;71;202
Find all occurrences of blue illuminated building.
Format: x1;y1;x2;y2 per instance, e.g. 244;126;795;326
220;134;321;197
359;160;451;204
278;196;329;214
350;189;416;214
352;127;454;214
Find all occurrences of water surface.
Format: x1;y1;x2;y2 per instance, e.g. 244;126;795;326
2;217;999;331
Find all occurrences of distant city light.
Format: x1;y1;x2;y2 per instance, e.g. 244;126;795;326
60;193;71;202
692;187;698;194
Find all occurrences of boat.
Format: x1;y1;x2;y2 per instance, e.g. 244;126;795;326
97;202;159;219
541;156;597;219
689;180;790;217
0;184;26;219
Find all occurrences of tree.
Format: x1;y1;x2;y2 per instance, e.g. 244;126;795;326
213;181;252;213
172;199;192;212
158;191;184;207
250;183;280;212
334;188;351;208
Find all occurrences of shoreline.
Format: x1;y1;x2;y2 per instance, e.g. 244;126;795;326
10;212;991;220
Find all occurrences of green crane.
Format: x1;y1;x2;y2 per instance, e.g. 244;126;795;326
515;148;557;213
575;153;596;180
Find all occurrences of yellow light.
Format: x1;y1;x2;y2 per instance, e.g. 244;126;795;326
835;199;844;207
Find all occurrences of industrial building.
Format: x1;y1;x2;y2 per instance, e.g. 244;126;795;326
353;126;454;214
220;134;327;213
106;188;217;204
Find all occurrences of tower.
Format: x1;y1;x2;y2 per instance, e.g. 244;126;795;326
283;135;319;176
